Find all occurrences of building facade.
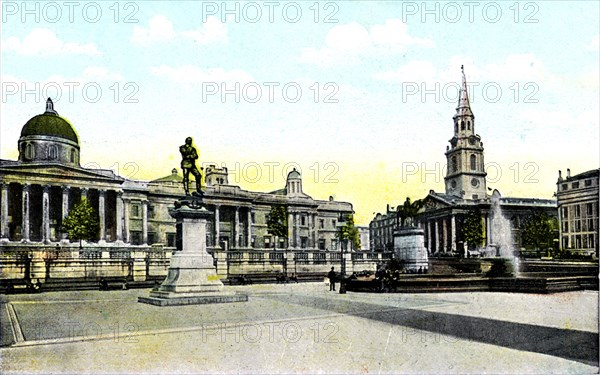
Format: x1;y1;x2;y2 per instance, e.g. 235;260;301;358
370;68;558;256
556;168;600;256
1;99;385;286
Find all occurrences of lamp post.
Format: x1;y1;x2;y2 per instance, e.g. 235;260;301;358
339;239;348;294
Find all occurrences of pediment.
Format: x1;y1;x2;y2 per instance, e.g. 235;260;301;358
420;194;453;212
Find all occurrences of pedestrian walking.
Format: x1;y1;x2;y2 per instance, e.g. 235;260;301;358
327;267;337;291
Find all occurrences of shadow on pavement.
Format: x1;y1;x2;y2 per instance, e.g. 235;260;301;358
261;293;599;366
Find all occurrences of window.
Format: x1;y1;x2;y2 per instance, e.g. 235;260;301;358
470;154;477;170
251;212;255;223
264;236;271;248
562;183;568;191
148;232;157;245
319;239;326;250
572;182;579;189
331;239;338;250
562;207;569;219
148;205;155;219
454;122;458;133
451;156;457;173
588;234;595;249
461;121;465;130
130;231;142;245
70;149;75;163
278;238;285;249
585;179;592;187
49;145;58;160
467;121;471;130
332;219;336;228
131;204;141;218
319;219;324;229
167;233;176;247
587;203;594;216
251;236;255;248
575;205;581;218
25;143;34;160
588;219;595;231
301;215;306;226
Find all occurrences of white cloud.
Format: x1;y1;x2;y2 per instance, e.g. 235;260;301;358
82;66;123;81
132;15;227;46
299;19;434;67
181;16;228;44
587;35;599;51
3;28;100;56
150;65;254;84
131;15;177;45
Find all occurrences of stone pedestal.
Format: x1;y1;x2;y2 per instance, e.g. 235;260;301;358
139;203;247;306
393;227;429;272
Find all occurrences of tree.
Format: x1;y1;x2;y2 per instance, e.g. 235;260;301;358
337;214;361;251
266;205;288;248
62;198;99;248
396;197;424;227
462;209;484;250
520;210;558;251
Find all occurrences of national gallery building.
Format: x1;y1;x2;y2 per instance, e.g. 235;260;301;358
0;99;382;286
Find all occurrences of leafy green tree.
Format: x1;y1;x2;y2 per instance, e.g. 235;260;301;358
62;198;99;248
462;209;484;250
337;214;361;251
520;210;559;250
266;205;288;248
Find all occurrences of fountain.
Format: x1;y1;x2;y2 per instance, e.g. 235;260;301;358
487;190;520;277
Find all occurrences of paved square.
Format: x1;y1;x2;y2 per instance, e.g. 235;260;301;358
0;283;597;374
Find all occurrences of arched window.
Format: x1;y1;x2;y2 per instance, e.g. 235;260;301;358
467;121;471;130
452;156;457;172
454;122;458;133
470;154;477;170
49;145;58;160
70;149;75;163
25;144;34;160
461;121;465;130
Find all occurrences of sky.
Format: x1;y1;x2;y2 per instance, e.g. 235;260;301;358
1;0;598;225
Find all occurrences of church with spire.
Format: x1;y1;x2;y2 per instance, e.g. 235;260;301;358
371;67;557;255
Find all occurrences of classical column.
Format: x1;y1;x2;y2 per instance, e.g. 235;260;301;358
307;214;313;248
214;205;220;247
98;189;106;242
123;198;130;243
247;208;252;248
22;184;30;242
1;183;9;240
42;185;51;243
442;217;448;252
313;213;317;248
234;206;240;248
61;186;70;219
288;212;294;248
451;214;457;253
434;220;439;254
142;200;148;244
295;213;300;249
116;192;124;242
426;220;431;253
485;214;491;246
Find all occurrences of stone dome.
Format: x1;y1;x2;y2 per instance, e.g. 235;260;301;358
20;98;78;144
287;168;301;179
18;98;80;166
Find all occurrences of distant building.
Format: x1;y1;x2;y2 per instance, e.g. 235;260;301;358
556;168;600;256
356;226;370;251
370;68;557;255
369;205;397;252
